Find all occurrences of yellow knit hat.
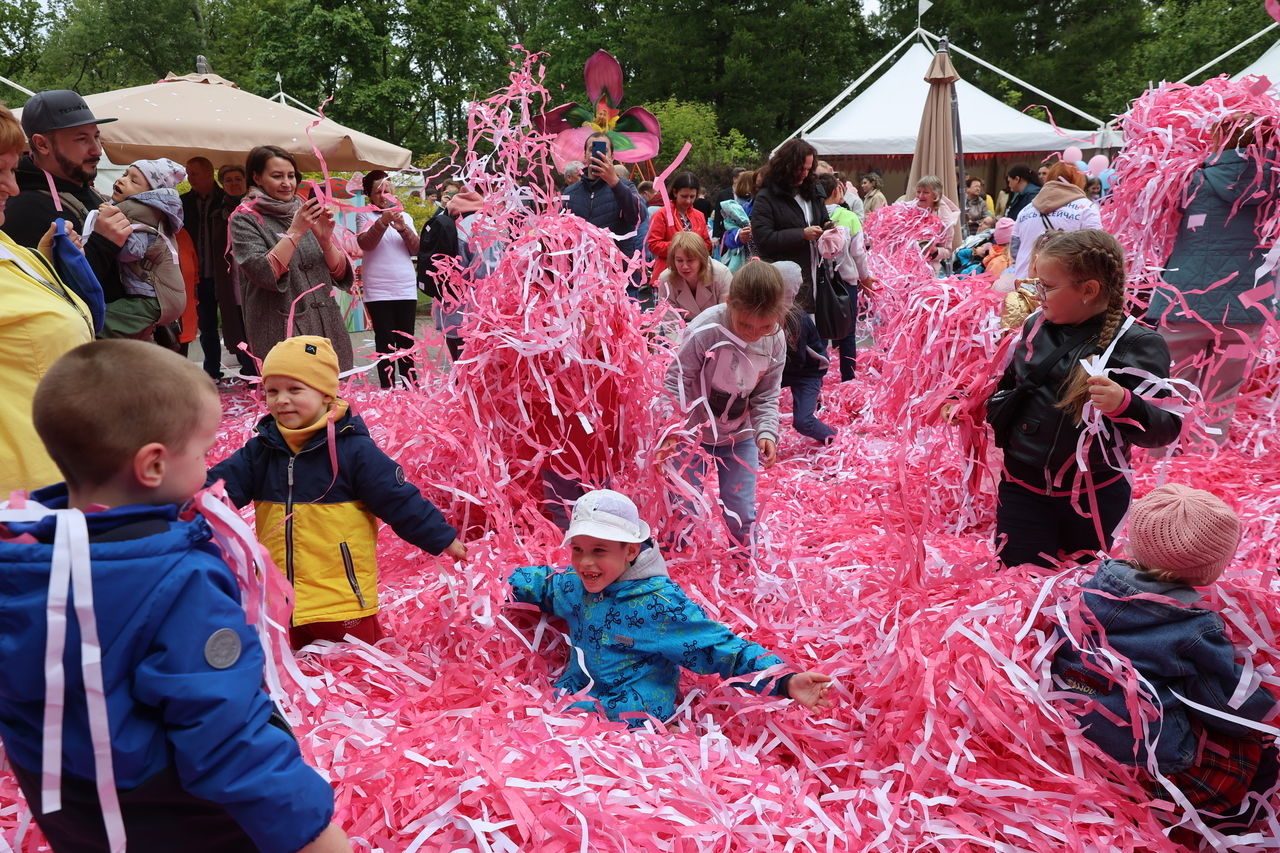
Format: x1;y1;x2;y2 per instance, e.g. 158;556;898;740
261;335;340;397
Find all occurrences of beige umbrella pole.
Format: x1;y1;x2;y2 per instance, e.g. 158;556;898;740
907;45;962;249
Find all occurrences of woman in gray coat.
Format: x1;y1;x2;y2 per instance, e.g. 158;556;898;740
230;145;354;371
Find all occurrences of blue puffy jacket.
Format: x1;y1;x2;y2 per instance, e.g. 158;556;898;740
562;177;644;256
1147;149;1277;327
510;545;788;726
0;485;334;851
1051;559;1278;772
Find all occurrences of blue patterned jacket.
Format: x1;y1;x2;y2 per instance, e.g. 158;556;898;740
510;545;787;726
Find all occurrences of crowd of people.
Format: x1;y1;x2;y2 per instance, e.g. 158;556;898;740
0;84;1276;851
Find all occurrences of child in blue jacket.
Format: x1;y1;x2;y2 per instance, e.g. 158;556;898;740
0;340;349;853
509;489;832;726
209;335;466;650
1052;485;1279;836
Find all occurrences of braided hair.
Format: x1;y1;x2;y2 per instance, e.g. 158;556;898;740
1033;229;1128;422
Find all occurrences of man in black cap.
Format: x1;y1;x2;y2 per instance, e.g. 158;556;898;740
7;90;132;307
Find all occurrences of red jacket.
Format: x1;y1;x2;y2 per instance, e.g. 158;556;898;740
645;204;711;282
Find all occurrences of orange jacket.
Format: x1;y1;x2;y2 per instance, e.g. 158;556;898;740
645;204;711;283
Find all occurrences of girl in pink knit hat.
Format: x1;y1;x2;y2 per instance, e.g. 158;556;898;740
1052;484;1279;840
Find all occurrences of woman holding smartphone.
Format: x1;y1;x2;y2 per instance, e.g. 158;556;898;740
230;145;355;370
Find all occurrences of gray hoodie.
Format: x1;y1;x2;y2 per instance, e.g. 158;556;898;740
664;302;784;446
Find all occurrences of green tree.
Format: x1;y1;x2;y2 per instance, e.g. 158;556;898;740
642;97;758;173
1089;1;1274;116
0;0;48;83
33;0;212;91
870;0;1150;121
402;0;512;146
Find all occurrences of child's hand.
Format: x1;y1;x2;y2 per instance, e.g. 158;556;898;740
95;204;132;247
444;539;468;561
1087;375;1126;415
655;435;682;463
786;671;834;711
758;437;777;467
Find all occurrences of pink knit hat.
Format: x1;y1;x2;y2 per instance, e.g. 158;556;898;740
1128;484;1240;586
993;217;1015;245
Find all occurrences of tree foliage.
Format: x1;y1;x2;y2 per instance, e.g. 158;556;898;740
10;0;1277;168
643;98;758;174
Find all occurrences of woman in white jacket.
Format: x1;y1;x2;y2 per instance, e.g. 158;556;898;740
1009;161;1103;279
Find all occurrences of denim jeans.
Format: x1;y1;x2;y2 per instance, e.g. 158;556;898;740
996;477;1131;568
684;440;758;546
786;377;835;443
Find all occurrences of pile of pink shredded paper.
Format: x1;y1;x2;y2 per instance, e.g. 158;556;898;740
3;55;1279;853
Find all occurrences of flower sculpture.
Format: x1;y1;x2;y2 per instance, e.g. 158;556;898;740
535;50;662;167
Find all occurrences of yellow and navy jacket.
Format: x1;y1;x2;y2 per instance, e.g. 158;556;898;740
208;407;457;626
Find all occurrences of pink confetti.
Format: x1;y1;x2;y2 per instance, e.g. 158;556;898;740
2;51;1278;853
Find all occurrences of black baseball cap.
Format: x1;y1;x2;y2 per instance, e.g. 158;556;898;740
20;90;116;138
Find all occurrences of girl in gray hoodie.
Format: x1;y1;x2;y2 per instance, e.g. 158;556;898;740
662;261;787;547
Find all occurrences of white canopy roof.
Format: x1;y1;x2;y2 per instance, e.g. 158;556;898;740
801;43;1104;156
1233;39;1280;82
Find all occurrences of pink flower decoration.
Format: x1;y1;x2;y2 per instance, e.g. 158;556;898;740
534;50;662;167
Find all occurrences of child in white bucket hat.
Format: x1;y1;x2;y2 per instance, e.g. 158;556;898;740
510;489;833;727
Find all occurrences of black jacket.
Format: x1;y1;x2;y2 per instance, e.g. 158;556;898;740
181;186;226;274
710;187;734;238
415;207;459;298
7;155;123;302
750;186;827;310
989;312;1182;489
781;311;829;386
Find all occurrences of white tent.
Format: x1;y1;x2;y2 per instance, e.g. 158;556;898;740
1233;38;1280;82
792;33;1113;156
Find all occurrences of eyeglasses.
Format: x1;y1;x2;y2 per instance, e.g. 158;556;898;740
1019;277;1076;300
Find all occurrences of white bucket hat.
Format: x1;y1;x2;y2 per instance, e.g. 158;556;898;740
562;489;651;545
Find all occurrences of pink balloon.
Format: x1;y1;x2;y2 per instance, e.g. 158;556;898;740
1063;146;1083;163
1087;154;1110;177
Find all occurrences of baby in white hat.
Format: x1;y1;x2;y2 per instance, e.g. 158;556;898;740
509;489;834;727
106;158;189;339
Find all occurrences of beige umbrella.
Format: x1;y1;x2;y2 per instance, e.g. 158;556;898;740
907;46;962;248
22;74;412;172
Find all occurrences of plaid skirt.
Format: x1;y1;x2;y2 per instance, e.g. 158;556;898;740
1155;728;1278;821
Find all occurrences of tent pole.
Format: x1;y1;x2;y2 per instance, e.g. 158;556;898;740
1176;21;1279;83
0;75;34;97
945;40;967;240
923;29;1106;128
782;28;924;144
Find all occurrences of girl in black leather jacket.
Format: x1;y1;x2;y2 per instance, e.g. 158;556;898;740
986;229;1183;567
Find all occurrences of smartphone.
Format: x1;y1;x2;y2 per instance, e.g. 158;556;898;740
589;139;608;176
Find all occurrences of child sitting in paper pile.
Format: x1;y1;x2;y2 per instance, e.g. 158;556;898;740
1052;485;1279;837
509;489;833;727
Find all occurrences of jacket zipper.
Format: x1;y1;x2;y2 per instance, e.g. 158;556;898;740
280;426;349;588
284;456;296;584
1043;337;1101;489
340;542;366;608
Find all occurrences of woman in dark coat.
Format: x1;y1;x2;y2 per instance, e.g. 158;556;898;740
1145;114;1277;446
749;139;827;311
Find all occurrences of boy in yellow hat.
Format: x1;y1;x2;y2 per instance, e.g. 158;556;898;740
209;335;466;648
